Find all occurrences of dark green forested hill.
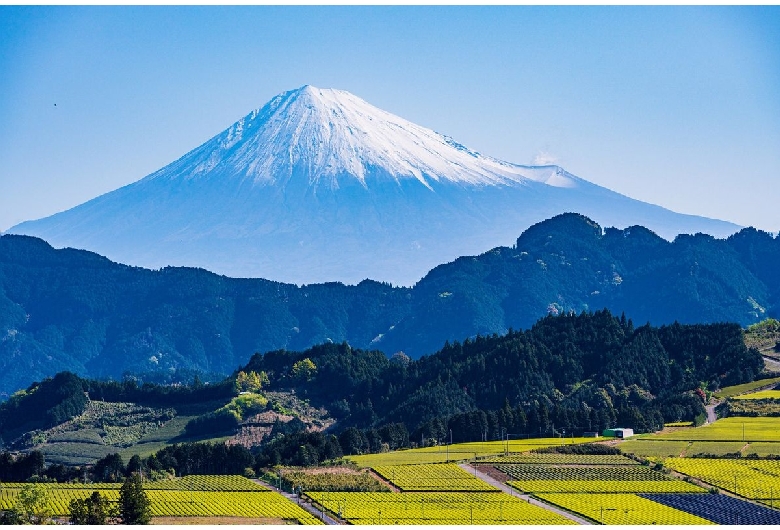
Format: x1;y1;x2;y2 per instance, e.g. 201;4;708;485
242;310;764;437
0;310;764;456
1;213;778;397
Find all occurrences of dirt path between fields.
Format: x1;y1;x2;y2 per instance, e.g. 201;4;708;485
458;463;593;524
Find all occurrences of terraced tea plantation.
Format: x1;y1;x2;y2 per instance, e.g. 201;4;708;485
0;475;319;524
307;491;574;525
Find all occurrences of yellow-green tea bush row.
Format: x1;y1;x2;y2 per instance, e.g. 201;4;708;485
146;474;267;491
306;491;575;525
498;464;670;482
480;453;637;465
508;479;705;494
371;463;498;492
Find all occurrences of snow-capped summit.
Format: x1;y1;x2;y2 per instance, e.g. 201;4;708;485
151;84;578;191
8;86;739;285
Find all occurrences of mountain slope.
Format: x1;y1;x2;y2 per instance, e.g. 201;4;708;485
1;214;778;398
8;86;739;286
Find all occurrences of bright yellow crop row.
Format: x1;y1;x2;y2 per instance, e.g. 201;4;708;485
306;491;575;525
372;463;498;492
537;493;714;525
508;479;705;494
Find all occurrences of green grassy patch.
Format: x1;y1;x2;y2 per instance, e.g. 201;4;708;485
40;442;117;466
617;440;691;459
686;441;748;456
714;377;780;399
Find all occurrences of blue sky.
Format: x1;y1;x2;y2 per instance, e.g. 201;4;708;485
1;5;779;233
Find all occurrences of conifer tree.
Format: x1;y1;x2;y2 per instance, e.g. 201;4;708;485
119;473;151;524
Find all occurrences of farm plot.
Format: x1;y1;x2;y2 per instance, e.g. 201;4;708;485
618;440;691;459
306;491;574;525
714;376;780;399
537;493;713;525
146;475;267;491
371;463;498;492
0;478;316;524
501;464;705;494
480;453;637;465
349;438;594;468
498;464;673;481
641;493;780;525
652;417;780;442
145;490;320;522
742;442;780;457
686;441;748;456
664;457;780;503
731;390;780;400
508;479;704;494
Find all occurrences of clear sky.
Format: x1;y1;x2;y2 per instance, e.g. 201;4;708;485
1;5;779;233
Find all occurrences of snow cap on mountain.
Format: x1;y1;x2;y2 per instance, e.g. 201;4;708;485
148;85;581;192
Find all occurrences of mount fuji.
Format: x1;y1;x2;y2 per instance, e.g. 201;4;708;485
8;85;739;285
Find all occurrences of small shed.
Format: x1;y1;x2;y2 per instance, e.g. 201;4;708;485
602;427;634;439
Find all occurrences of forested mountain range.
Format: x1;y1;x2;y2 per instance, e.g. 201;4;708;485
0;213;778;398
0;311;764;472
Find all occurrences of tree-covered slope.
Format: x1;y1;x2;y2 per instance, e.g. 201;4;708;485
1;213;778;397
243;310;764;436
0;310;764;463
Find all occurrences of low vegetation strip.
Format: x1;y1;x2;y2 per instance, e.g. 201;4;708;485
147;475;267;491
305;491;575;525
497;465;672;481
480;453;637;465
348;438;593;468
640;493;780;525
536;493;714;525
371;463;498;492
664;457;780;501
508;479;705;494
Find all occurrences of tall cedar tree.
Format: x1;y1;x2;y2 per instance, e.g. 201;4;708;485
119;473;151;524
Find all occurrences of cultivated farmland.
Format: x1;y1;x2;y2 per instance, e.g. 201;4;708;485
306;491;575;525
